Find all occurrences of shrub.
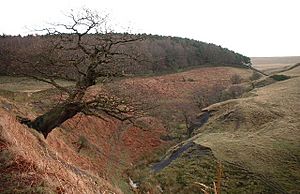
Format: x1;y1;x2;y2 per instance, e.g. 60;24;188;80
194;84;245;110
230;74;242;84
194;85;226;109
187;78;195;82
77;135;89;152
250;71;262;81
220;85;244;100
270;74;291;81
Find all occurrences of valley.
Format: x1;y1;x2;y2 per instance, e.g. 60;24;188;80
251;56;300;74
0;11;299;192
1;60;299;193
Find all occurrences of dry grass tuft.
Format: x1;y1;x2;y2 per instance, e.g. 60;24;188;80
194;161;223;194
0;106;122;193
194;66;300;193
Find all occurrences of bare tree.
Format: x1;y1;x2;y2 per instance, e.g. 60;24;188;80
17;9;144;138
193;84;226;110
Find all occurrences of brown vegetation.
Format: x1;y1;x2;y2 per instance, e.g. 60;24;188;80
6;9;145;138
0;106;122;193
0;65;253;193
107;67;252;137
0;94;168;193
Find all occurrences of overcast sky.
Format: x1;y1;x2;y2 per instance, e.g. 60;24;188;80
0;0;299;57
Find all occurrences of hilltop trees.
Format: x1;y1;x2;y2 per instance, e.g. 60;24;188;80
0;34;251;77
15;9;143;138
0;9;252;138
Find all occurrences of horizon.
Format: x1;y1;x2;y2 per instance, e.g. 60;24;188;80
1;0;299;57
0;33;300;58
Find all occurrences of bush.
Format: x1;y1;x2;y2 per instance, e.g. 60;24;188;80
194;84;245;110
220;85;244;100
227;85;244;99
230;74;242;84
270;74;290;81
77;135;89;152
187;78;195;82
250;71;262;81
194;85;226;109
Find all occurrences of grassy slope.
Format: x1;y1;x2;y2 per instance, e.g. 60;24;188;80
0;78;167;193
0;99;124;193
251;56;300;74
107;66;252;139
143;66;300;193
0;66;252;193
3;65;298;193
197;71;300;192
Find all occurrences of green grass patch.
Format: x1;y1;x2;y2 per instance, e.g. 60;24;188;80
130;143;279;194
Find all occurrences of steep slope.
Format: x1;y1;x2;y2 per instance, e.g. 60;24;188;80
0;100;122;193
193;67;300;193
0;66;252;193
131;66;300;193
0;95;168;193
107;66;252;137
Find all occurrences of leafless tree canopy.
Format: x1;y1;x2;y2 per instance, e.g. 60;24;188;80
17;9;144;138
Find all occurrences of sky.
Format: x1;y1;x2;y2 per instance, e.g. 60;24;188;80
0;0;299;57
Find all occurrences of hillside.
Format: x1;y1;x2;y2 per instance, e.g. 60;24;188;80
130;66;300;193
107;66;252;137
0;81;167;193
0;34;250;77
0;104;122;193
0;65;253;193
251;56;300;74
1;31;299;193
1;61;299;193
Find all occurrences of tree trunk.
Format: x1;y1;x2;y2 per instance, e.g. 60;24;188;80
29;102;83;138
28;71;96;138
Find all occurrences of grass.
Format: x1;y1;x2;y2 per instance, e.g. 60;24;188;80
132;63;249;78
0;76;73;115
0;147;54;194
131;144;278;194
192;66;300;193
0;76;74;93
106;66;253;142
1;65;297;193
251;56;300;74
129;66;300;193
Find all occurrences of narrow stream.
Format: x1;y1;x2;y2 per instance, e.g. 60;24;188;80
187;110;211;136
152;110;211;172
152;141;195;172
